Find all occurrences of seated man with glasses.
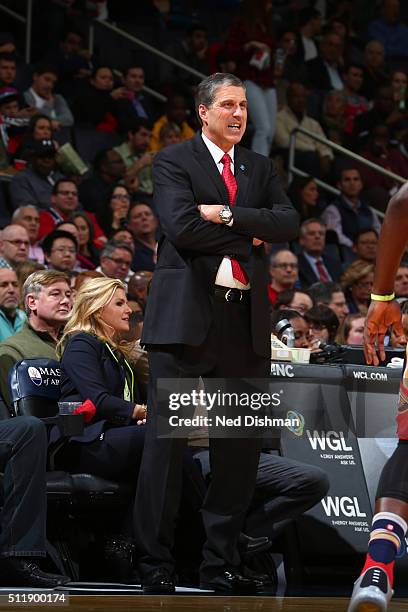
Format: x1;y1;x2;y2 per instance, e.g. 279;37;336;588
268;249;299;306
42;229;79;274
96;240;133;287
0;224;30;270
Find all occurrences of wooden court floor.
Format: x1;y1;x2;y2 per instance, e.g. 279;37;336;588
1;596;408;612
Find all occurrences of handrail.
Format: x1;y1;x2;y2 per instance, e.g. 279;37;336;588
0;0;32;63
89;20;208;81
289;126;406;185
288;126;408;220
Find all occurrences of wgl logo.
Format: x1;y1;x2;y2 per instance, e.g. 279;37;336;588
307;430;353;451
321;496;367;518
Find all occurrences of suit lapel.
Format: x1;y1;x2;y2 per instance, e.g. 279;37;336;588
193;134;230;204
234;146;251;208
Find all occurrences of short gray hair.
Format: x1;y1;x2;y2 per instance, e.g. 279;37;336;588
100;240;133;260
12;205;38;222
23;270;70;315
299;218;326;237
195;72;245;125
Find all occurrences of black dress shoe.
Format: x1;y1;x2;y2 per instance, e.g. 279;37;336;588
238;534;272;558
200;568;258;594
0;558;70;588
142;568;175;594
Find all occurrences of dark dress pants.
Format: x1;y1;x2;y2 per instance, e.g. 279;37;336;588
134;295;269;582
0;417;47;557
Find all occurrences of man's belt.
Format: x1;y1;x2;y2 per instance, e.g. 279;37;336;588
214;285;250;303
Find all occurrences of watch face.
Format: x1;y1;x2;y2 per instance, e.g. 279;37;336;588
220;207;232;222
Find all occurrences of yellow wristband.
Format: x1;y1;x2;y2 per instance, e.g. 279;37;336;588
370;292;395;302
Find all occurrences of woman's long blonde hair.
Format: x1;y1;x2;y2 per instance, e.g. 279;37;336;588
57;276;133;358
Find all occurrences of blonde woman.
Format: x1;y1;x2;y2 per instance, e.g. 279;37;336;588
57;277;147;481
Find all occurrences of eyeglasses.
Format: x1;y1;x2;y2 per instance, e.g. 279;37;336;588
3;239;29;247
107;256;131;267
51;247;76;255
56;190;78;197
273;263;298;269
112;194;130;202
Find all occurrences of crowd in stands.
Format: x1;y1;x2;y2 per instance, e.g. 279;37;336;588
0;0;407;585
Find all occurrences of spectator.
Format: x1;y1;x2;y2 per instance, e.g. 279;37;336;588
0;268;26;340
127;202;157;272
114;119;154;198
72;65;126;131
270;308;310;348
0;269;71;407
78;148;126;216
149;94;194;152
306;32;344;92
367;0;408;63
23;62;74;129
341;259;374;314
0;53;17;89
352;228;378;263
341;63;369;135
353;85;402;144
394;264;408;298
54;28;92;97
275;29;307;93
305;304;340;346
308;281;349;323
268;249;298;306
9;139;63;210
357;125;408;206
0;417;70;587
15;114;55;163
158;122;181;149
0;224;29;269
12;205;44;264
297;218;343;287
274;288;313;315
38;178;79;239
390;68;408;108
336;312;366;345
321;167;381;248
72;211;100;270
0;87;33;157
97;240;133;285
116;64;158;132
111;227;135;248
321;90;347;145
162;24;210;95
225;0;277;156
361;40;389;101
287;175;322;222
127;270;153;312
298;7;322;62
275;83;333;177
98;184;131;239
42;229;78;273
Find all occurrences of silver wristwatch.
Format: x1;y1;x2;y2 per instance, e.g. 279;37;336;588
219;205;233;224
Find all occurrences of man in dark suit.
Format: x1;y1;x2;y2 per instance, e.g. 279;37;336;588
306;32;344;93
297;218;343;288
133;73;299;595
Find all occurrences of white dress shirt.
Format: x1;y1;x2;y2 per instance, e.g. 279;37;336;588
201;132;250;289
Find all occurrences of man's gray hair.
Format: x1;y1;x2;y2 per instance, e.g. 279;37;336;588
195;72;245;125
12;205;38;222
23;269;70;316
299;218;327;237
100;240;134;260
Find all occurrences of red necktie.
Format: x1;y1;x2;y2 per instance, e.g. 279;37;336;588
316;258;329;282
221;153;249;285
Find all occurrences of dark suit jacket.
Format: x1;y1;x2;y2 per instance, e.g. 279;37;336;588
141;133;299;357
306;57;342;92
60;332;135;443
298;251;343;289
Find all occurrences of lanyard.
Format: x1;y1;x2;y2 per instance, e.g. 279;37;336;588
104;342;134;402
